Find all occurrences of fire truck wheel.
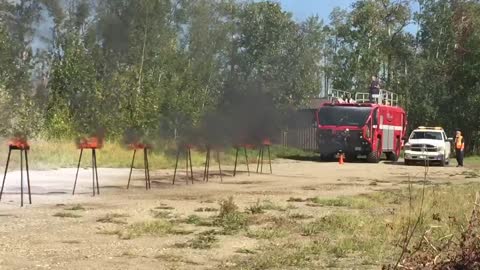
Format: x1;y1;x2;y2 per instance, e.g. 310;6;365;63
386;152;399;162
367;142;381;163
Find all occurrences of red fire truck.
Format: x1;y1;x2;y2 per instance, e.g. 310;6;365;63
315;92;407;163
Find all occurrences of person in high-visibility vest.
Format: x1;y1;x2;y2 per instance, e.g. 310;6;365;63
454;130;464;167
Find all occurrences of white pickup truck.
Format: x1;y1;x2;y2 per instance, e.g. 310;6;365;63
404;127;453;166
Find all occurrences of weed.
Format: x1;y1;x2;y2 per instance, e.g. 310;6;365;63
245;200;264;214
218;197;238;218
215;211;248;234
64;204;85;211
53;212;82;218
189;230;219;249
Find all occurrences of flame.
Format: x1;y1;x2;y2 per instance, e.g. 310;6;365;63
77;136;104;149
9;137;30;149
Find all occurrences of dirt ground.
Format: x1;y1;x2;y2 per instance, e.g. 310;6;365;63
0;159;476;270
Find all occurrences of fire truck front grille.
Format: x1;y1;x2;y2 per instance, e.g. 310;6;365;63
411;144;437;152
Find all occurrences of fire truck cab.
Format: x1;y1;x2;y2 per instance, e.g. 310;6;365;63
315;95;407;163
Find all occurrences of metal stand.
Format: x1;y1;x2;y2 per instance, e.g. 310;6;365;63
203;147;223;182
0;146;32;207
233;146;250;176
172;147;194;185
72;148;100;196
256;144;272;174
127;148;151;190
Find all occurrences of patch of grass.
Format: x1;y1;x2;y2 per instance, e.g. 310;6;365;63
189;230;219;249
288;213;314;220
228;183;480;268
308;196;374;209
216;197;248;234
96;213;129;224
215;212;248;235
184;215;215;227
246;227;288;240
155;206;175;210
53;212;82;218
124;220;174;238
151;210;173;219
64;204;85;211
259;200;289;212
194;207;218;212
286;197;307;202
308;197;352;207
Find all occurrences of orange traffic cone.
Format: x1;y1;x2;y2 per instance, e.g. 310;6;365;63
339;154;344;165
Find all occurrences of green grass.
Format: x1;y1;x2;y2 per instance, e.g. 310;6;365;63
4;139;310;170
122;220;175;239
222;183;480;269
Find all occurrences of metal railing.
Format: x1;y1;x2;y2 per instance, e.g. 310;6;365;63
354;89;400;106
328;89;349;102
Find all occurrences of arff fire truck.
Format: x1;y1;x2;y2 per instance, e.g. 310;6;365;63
315;90;407;163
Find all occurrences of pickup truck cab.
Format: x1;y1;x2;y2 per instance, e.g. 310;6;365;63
404;126;452;166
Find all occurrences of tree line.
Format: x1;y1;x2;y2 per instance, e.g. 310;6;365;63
0;0;479;151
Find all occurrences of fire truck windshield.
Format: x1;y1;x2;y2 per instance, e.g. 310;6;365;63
318;106;371;127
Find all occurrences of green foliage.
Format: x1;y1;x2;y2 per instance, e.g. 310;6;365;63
1;0;480;152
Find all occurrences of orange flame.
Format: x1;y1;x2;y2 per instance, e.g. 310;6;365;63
9;137;30;150
77;136;104;149
262;138;271;146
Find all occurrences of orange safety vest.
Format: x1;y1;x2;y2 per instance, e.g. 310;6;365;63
455;135;464;150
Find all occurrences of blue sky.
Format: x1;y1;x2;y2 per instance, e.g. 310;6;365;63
276;0;419;33
278;0;354;23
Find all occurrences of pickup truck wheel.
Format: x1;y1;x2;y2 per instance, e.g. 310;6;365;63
440;157;446;167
